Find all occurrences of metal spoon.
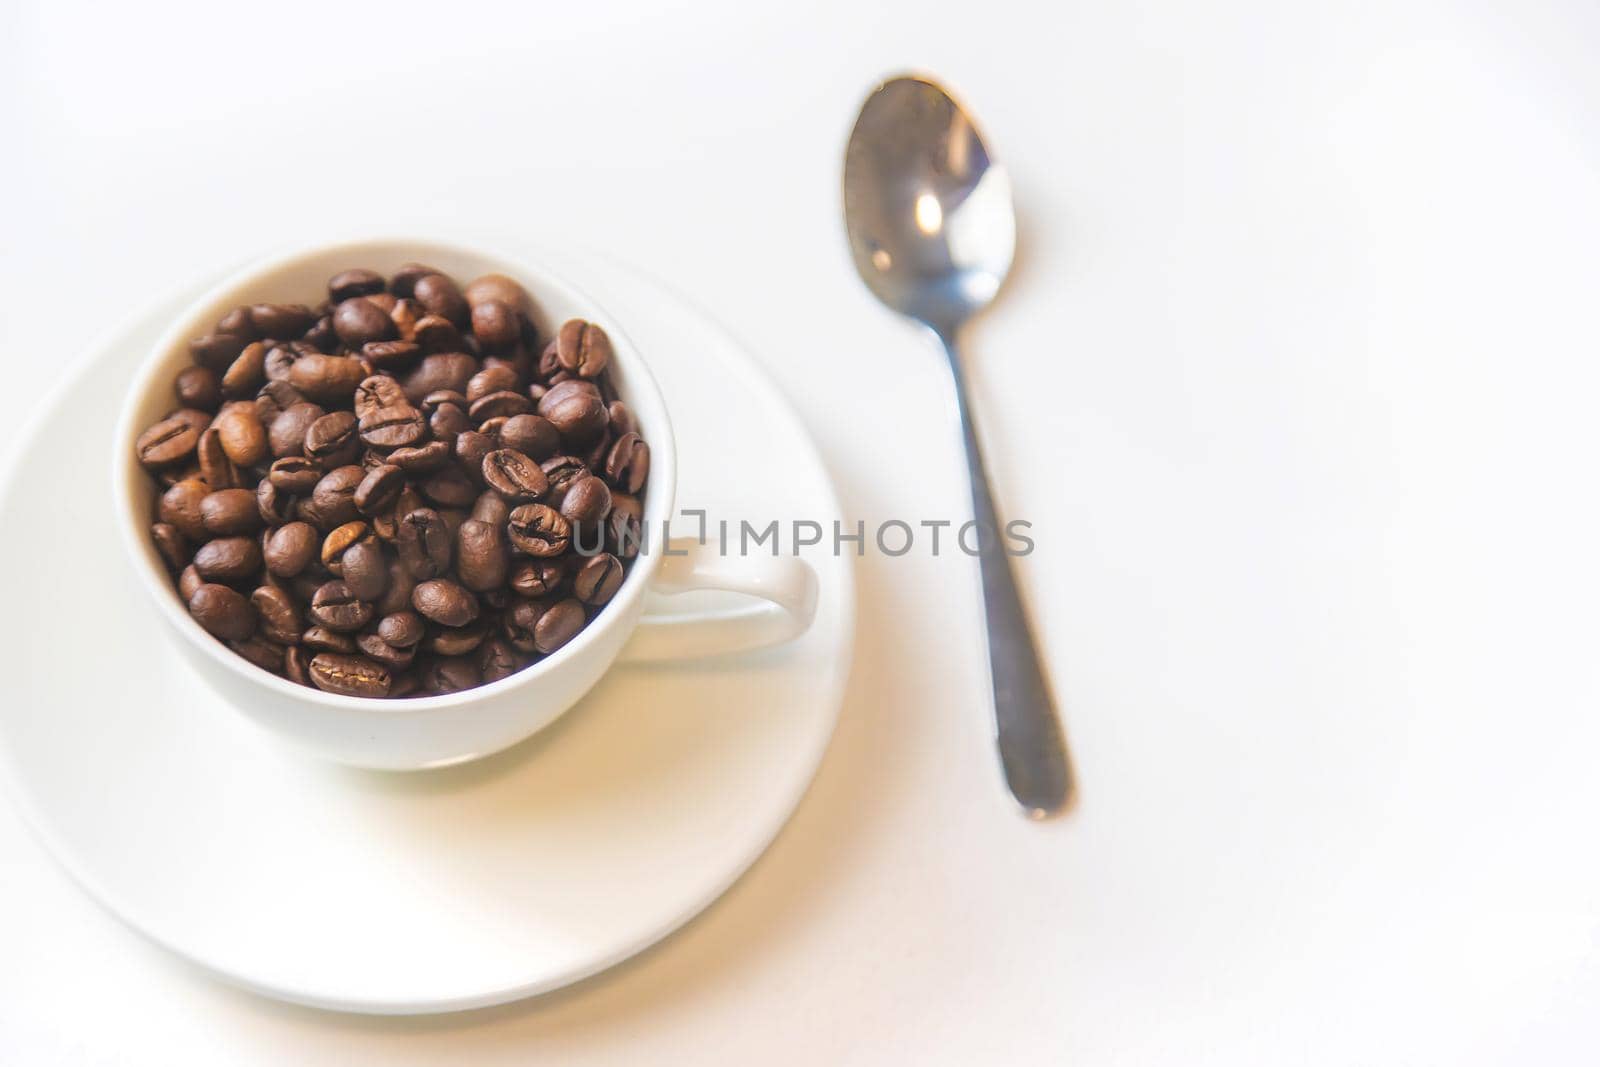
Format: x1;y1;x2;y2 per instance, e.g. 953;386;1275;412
843;74;1071;817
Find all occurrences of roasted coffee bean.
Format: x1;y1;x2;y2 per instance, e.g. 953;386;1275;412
255;479;296;525
251;586;302;644
365;291;398;314
230;636;286;673
384;485;426;531
559;474;612;526
390;262;439;297
537;379;607;443
178;563;205;602
201;488;263;536
581;428;613;473
500;597;546;652
193;536;262;584
332;297;395;348
221;341;268;399
469;390;534;422
211;399;267;467
175;366;222;412
439;507;468;541
267;456;321;495
288;354;367;405
427;401;470;441
544;350;576;389
471;490;510;527
151;522;188;572
402;352;477;405
607;401;637;437
534;598;586;654
270;402;324;458
477;638;520;683
455;519;509;592
387;440;451;473
476;415;509;441
304;317;337;350
358;405;425;449
623;442;649;494
397;508;451;578
195;426;240;489
467;299;521;352
354;464;404;516
284;645;311;685
500;414;559;460
136;409;209;468
302;626;357;654
420;389;469;415
157;464;202;489
539;454;589;504
264;521;318;577
420;465;477;508
450;429;493;473
362;340;421;373
357;630;416;670
308;653;391;697
388;299;419;340
412;578;478;627
341;539;388;601
320;521;369;573
310;581;374;632
289;572;326;603
507;503;570;557
425;621;485;657
419;655;479;693
466;365;519;402
411;273;468;325
215;306;257;340
481;449;548;502
412;314;465;353
250;303;316;340
255;380;300;425
604;431;642;486
555;319;612;378
310;466;364;528
190;333;249;373
464;273;531;314
189;584;256;641
375;559;417;616
263;344;302;383
351;374;403;416
607;492;643;559
377;611;425;648
329;268;385;303
574;552;624;606
304;411;360;467
159;478;210;541
509;558;564;598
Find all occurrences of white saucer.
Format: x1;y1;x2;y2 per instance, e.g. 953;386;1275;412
0;252;853;1014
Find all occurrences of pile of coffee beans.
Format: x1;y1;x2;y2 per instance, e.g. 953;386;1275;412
134;265;649;698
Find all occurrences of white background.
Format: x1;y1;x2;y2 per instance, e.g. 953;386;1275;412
3;0;1599;1062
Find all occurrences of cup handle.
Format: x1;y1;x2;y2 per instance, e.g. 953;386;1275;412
618;538;819;662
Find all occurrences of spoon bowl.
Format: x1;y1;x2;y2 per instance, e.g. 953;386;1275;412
843;75;1016;334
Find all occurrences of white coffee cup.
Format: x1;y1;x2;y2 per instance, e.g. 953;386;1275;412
113;237;817;770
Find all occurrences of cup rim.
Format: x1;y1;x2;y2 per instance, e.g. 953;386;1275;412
112;235;677;714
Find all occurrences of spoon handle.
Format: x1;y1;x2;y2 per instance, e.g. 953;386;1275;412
937;330;1072;817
